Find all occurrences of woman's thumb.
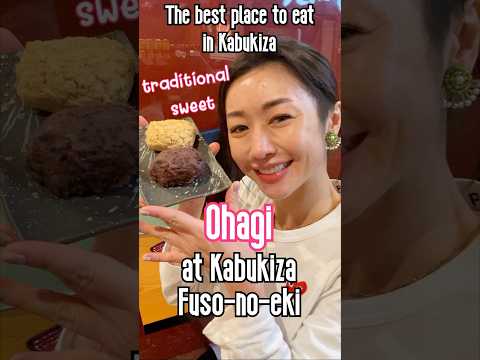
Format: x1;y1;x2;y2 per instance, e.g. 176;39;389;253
225;181;241;211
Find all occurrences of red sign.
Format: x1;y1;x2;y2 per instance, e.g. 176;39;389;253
55;0;138;47
1;1;138;48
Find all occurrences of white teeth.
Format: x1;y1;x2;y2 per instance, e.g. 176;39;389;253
258;162;289;174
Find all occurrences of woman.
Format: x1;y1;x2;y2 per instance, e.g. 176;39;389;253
140;38;342;359
341;0;480;358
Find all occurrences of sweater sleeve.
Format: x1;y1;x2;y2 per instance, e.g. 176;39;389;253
202;277;341;359
159;260;183;305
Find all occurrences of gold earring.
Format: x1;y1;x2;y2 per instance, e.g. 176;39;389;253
443;64;480;109
325;131;341;151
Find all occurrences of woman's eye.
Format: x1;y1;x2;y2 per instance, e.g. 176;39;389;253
341;24;364;40
272;114;292;123
230;125;248;134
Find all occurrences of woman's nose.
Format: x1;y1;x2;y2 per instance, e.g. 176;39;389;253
250;130;276;161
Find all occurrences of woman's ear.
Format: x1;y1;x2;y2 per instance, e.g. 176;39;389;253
447;0;480;71
326;101;341;135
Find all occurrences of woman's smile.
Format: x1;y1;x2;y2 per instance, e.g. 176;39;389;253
253;160;294;184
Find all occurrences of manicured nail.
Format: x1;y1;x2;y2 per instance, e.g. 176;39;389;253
143;254;153;261
139;208;150;216
233;181;240;193
1;251;26;265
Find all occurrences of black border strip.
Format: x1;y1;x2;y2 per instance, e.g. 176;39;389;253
143;315;190;334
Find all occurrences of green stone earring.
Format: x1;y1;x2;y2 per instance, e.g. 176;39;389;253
325;131;341;151
443;64;480;109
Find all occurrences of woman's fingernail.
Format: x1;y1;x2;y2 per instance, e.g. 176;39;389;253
143;254;153;261
1;251;26;265
139;208;150;216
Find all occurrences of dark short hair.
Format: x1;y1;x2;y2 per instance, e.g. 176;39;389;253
215;38;338;180
424;0;466;49
218;38;337;126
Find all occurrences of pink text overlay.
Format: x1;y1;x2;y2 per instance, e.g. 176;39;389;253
142;65;230;116
204;203;274;251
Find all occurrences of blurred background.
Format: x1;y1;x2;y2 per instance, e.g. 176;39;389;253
1;1;138;358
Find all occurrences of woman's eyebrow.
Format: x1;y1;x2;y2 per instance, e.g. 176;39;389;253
227;98;293;118
262;98;292;111
226;110;246;118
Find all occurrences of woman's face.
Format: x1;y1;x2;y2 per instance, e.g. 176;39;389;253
225;62;331;201
341;0;451;223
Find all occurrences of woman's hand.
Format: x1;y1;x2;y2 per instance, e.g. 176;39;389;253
0;240;138;360
139;181;241;267
140;182;268;296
